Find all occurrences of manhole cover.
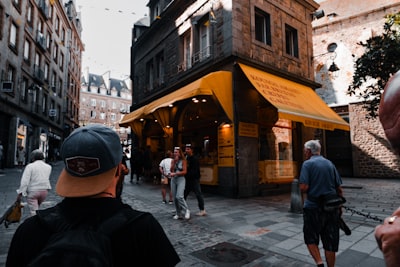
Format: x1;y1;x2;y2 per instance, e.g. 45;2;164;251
206;246;248;262
191;242;263;266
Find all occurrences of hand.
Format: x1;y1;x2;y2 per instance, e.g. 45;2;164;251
375;207;400;267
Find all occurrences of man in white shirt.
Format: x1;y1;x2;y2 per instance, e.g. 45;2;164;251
16;149;52;216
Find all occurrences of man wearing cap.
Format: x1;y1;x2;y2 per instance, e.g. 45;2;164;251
7;124;180;266
16;149;52;217
184;144;206;216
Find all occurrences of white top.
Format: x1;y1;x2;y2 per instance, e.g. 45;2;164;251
16;160;52;196
159;158;173;177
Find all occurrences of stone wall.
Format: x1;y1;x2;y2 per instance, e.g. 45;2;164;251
349;102;400;178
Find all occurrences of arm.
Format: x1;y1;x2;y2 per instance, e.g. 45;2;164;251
299;183;308;194
375;207;400;267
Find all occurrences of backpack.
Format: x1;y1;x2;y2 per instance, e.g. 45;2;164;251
28;205;146;267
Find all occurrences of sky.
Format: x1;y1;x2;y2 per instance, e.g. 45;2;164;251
75;0;149;79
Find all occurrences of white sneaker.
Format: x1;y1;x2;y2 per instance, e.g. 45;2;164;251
184;209;190;220
173;214;180;220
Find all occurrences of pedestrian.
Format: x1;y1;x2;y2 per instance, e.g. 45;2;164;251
6;124;180;267
159;150;173;204
184;144;206;216
130;147;144;184
15;149;52;217
299;140;344;267
116;159;129;200
170;146;190;220
374;70;400;267
17;146;26;168
0;140;4;169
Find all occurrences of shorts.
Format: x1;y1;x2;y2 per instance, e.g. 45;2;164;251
303;207;340;252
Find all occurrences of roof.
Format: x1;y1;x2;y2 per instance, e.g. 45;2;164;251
312;0;400;27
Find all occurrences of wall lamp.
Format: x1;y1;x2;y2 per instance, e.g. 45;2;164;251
312;10;325;20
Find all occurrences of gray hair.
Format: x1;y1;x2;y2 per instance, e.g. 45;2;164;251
304;140;321;155
30;149;44;162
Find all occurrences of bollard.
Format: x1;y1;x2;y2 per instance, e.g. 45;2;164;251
290;179;303;213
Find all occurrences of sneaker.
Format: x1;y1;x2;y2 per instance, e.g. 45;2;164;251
162;200;167;204
173;214;182;220
168;200;173;205
184;210;190;220
196;210;207;216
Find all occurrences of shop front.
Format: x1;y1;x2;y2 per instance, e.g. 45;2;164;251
120;63;349;197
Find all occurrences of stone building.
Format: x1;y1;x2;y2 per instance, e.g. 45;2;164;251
121;0;350;197
312;0;400;177
0;0;83;166
79;69;132;144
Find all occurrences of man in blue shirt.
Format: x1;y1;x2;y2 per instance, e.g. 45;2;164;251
299;140;344;267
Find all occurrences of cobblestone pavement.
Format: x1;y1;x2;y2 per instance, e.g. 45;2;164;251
1;162;399;266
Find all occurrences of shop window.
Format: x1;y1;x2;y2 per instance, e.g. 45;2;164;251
254;7;271;46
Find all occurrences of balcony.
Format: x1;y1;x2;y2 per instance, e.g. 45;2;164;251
36;31;46;51
33;65;45;84
37;0;50;19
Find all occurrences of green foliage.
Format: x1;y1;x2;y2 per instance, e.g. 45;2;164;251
347;12;400;118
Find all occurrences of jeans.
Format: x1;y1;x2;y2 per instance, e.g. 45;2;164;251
171;176;189;216
184;178;205;211
26;190;48;216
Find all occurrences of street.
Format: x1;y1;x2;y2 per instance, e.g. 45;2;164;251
1;162;398;266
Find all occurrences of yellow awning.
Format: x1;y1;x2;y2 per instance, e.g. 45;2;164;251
239;64;350;131
119;71;233;127
119;106;146;127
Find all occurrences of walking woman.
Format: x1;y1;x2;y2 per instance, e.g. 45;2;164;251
170;146;190;220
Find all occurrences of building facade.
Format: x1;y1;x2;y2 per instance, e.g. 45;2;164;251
121;0;350;197
79;69;132;144
0;0;83;166
312;0;400;178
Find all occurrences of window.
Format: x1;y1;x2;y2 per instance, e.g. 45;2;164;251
100;100;106;108
100;112;106;120
23;40;30;61
53;43;58;61
90;110;96;118
179;31;191;71
58;78;63;97
59;52;64;68
255;8;271;46
12;0;21;11
285;24;298;58
46;31;51;50
61;28;65;43
26;2;33;26
42;94;47;114
146;61;154;91
90;99;96;107
198;19;211;60
44;62;49;81
110;113;116;121
6;64;16;89
9;22;18;49
156;52;164;86
55;16;60;34
21;77;28;102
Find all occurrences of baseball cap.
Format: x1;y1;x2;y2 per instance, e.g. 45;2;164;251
56;124;122;197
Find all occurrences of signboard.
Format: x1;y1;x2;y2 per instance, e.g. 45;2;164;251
218;124;235;167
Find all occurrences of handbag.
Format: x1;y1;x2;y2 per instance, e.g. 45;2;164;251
0;199;23;228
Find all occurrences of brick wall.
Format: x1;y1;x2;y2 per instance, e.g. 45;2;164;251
349;103;400;177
